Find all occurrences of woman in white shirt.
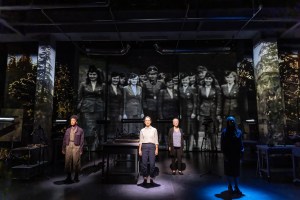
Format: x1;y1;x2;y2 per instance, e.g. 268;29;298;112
139;116;159;185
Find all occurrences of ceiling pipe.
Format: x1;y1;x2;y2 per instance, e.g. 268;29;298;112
0;1;110;10
10;17;299;27
0;18;24;36
85;43;130;56
154;43;231;55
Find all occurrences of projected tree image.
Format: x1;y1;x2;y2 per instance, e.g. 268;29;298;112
7;55;37;122
53;64;75;120
279;52;299;135
254;42;284;143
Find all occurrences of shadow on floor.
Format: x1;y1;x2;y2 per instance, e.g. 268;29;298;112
215;190;244;199
137;181;161;189
81;162;104;176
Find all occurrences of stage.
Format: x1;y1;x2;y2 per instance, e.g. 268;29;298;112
1;150;299;200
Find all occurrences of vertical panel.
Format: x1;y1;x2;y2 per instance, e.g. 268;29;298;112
279;51;299;136
34;44;56;144
253;41;285;144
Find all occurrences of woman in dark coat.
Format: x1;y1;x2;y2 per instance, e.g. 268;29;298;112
168;118;185;175
221;116;244;194
77;65;105;149
221;71;240;128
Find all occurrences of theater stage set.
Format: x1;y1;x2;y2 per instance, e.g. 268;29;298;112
2;1;300;200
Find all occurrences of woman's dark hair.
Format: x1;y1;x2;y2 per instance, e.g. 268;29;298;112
201;71;216;87
180;73;189;80
86;65;103;84
108;72;120;85
164;74;173;84
111;72;119;78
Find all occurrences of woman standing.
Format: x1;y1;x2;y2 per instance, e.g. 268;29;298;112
158;75;179;146
221;116;244;195
197;72;221;151
123;73;144;134
107;72;123;139
139;116;159;185
77;65;105;150
221;71;240;128
179;73;197;151
168;118;184;175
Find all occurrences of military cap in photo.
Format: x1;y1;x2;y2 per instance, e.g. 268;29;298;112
146;65;158;73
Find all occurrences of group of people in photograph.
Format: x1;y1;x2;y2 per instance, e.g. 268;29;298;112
76;64;242;153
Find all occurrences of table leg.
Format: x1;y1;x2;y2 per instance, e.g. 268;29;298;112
266;151;270;179
106;154;109;180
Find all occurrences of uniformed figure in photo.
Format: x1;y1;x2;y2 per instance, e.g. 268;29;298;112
158;72;166;84
197;72;221;151
179;73;197;151
107;72;123;140
196;65;208;86
221;71;240;128
77;65;105;150
173;74;179;90
196;65;220;88
123;73;144;134
142;65;164;121
139;72;148;87
119;73;127;89
158;75;179;145
189;72;197;89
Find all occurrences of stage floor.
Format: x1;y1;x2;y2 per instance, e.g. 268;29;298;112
1;150;299;200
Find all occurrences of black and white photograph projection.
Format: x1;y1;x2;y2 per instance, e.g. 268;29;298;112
178;54;246;151
73;48;258;151
78;56;107;151
74;50;257;151
107;49;178;144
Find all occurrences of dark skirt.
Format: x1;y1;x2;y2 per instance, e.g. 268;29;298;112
224;158;240;177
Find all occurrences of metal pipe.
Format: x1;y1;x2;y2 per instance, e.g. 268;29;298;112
0;1;110;11
11;17;299;26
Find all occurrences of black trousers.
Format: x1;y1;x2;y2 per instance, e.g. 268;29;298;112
141;143;156;178
171;147;182;171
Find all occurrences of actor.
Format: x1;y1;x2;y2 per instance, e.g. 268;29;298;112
62;115;84;183
221;116;244;195
139;116;159;185
168;118;185;175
